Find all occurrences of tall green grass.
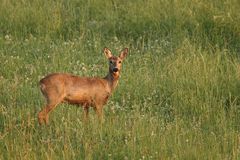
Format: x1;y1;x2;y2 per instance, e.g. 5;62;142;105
0;0;240;159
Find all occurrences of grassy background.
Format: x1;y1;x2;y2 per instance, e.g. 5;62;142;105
0;0;240;159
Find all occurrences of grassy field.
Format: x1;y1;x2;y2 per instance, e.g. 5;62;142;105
0;0;240;159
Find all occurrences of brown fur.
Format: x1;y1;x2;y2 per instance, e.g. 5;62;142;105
38;47;128;125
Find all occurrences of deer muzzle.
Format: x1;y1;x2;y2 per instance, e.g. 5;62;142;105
112;68;119;72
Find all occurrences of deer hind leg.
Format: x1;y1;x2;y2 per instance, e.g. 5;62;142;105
38;86;64;125
38;103;58;125
38;99;63;125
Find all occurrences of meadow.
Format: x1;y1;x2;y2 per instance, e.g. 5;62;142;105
0;0;240;159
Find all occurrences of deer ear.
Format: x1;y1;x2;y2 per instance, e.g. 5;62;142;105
104;47;112;59
119;48;128;60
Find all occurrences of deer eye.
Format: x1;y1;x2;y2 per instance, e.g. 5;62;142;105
109;60;113;64
119;61;122;63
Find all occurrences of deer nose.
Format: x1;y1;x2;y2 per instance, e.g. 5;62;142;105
113;68;119;72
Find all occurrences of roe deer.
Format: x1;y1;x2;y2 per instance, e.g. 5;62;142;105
38;47;128;125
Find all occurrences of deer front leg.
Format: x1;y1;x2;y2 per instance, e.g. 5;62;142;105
94;105;104;123
83;104;89;122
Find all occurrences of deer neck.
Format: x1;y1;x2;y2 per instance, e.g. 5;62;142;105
104;72;119;92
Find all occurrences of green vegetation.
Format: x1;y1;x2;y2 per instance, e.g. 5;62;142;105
0;0;240;159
